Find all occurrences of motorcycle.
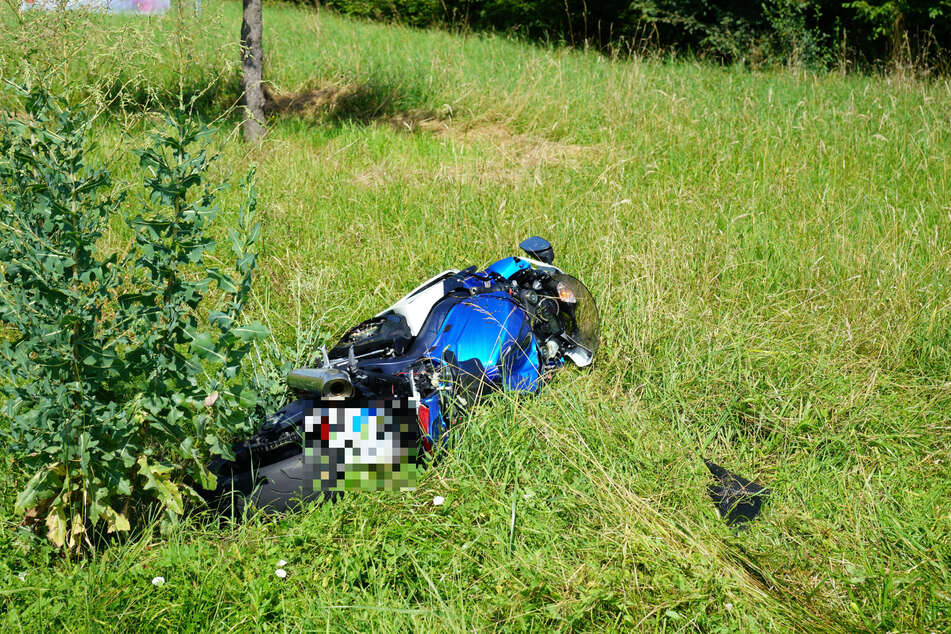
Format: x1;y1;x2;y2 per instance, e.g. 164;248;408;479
206;237;600;511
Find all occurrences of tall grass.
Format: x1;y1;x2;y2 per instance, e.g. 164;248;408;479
1;1;949;631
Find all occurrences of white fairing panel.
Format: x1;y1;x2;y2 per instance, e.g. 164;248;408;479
377;270;458;336
565;347;594;367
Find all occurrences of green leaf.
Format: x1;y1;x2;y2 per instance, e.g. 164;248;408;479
189;331;224;362
232;322;268;342
238;386;258;409
206;268;238;294
120;448;137;469
194;463;217;491
15;463;64;514
116;478;132;496
208;310;234;330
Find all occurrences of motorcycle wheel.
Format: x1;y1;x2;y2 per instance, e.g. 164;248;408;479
212;450;339;515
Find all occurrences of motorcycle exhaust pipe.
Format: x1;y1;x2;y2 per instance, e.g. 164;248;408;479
287;368;355;398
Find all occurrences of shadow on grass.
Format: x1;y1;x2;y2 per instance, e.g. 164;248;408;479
88;72;447;136
263;80;446;132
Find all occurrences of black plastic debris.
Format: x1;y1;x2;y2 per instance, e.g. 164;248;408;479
704;460;770;526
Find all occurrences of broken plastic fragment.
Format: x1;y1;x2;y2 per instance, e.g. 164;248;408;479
704;460;769;526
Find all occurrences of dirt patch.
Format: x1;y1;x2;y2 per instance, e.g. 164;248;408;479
354;122;597;187
264;83;360;116
264;82;393;122
265;82;445;130
384;111;450;134
266;81;598;186
450;122;590;167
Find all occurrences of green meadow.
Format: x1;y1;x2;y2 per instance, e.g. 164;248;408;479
0;1;950;630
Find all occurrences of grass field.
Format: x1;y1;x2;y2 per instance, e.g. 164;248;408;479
1;1;951;631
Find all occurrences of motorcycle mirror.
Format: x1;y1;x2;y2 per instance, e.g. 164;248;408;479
519;236;555;264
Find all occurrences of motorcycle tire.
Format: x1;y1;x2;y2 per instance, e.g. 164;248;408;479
213;450;337;515
206;399;338;515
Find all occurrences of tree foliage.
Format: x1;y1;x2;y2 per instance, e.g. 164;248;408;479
317;0;950;68
0;85;266;549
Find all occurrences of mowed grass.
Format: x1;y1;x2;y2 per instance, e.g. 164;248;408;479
1;1;951;631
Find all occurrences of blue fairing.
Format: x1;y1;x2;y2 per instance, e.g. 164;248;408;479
426;293;540;388
357;260;546;447
485;256;531;279
419;291;542;445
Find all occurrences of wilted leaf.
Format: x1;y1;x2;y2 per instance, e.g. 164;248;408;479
101;506;131;533
204;391;219;407
137;455;184;516
46;506;67;548
113;511;130;533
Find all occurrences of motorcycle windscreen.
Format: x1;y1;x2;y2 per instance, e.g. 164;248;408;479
551;273;600;367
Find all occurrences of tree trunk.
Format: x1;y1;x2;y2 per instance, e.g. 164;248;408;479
240;0;265;142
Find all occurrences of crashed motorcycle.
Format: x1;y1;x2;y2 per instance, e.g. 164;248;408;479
204;237;599;511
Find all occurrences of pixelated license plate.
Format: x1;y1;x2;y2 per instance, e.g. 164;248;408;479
303;399;421;492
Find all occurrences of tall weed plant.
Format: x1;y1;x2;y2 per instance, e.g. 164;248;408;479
0;2;239;118
0;84;266;550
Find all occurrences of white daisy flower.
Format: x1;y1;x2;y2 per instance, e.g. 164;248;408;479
152;576;165;587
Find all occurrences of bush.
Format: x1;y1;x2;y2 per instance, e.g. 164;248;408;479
0;84;266;549
315;0;950;69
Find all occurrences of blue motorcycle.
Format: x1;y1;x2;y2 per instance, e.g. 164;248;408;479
207;237;599;511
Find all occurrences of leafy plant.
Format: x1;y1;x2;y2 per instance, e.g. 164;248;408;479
0;84;267;549
314;0;950;69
